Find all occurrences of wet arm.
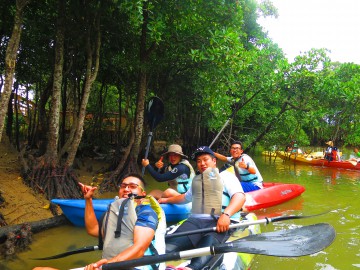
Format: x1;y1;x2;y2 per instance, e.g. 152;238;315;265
217;192;245;232
81;184;99;237
214;152;228;162
158;193;187;204
108;226;155;263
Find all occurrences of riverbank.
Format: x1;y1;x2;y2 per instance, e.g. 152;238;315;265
0;139;106;226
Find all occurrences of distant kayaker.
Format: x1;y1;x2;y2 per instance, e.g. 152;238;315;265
324;141;341;161
142;144;195;199
158;146;245;270
33;173;166;270
214;140;263;192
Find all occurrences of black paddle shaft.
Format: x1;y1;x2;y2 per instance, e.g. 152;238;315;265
32;246;98;260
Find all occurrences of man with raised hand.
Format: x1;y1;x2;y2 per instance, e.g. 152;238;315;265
215;140;263;192
33;173;166;270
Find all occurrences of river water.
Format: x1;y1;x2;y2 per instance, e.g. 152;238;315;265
1;151;359;270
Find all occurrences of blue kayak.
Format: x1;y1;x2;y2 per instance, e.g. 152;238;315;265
52;183;305;227
51;198;192;227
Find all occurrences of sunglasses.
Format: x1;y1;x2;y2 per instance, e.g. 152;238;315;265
119;183;144;191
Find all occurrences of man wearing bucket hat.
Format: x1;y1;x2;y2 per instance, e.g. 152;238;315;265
158;146;245;270
142;144;195;199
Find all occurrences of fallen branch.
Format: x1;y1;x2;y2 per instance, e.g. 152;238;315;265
0;214;70;244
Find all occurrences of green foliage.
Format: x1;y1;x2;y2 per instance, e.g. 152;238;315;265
2;0;360;157
257;0;279;18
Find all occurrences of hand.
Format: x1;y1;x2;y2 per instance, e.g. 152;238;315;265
158;197;168;204
216;213;231;233
84;259;107;270
141;159;150;167
155;156;164;169
79;182;97;199
238;160;248;170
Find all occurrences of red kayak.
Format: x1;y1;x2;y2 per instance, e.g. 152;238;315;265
224;165;305;211
244;182;305;211
276;151;360;170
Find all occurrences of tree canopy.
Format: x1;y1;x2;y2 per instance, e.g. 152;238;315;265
1;0;360;195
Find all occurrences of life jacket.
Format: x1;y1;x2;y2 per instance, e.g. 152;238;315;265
331;148;339;161
166;159;195;194
100;195;166;270
233;155;259;183
191;167;239;219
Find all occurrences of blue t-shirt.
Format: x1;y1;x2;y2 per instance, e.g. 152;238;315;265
135;204;158;231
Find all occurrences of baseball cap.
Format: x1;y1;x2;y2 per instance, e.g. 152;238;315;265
191;146;215;160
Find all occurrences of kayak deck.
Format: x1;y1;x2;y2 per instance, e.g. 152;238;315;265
51;198;191;226
244;182;305;211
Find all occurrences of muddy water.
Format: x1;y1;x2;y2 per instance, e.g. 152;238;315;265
1;153;359;270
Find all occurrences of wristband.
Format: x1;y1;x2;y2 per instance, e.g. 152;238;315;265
222;212;230;217
246;164;249;170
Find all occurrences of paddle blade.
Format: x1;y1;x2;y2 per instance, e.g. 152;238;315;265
215;223;335;257
146;96;164;130
102;223;335;270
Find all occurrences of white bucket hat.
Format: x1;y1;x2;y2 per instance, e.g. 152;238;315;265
162;144;188;158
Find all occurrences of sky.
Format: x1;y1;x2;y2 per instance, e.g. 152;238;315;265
257;0;360;64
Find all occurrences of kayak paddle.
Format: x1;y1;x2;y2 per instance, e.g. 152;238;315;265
32;211;330;260
33;245;100;260
209;101;241;148
165;211;330;239
141;96;164;176
98;223;335;270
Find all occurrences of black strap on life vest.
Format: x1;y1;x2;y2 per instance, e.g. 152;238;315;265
232;157;242;182
210;208;217;221
98;211;106;250
114;198;130;238
114;194;146;238
177;180;189;193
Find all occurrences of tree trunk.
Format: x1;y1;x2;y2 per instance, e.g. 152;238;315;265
128;1;153;166
45;0;65;164
132;71;147;162
65;13;101;167
99;2;155;190
0;0;31;142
